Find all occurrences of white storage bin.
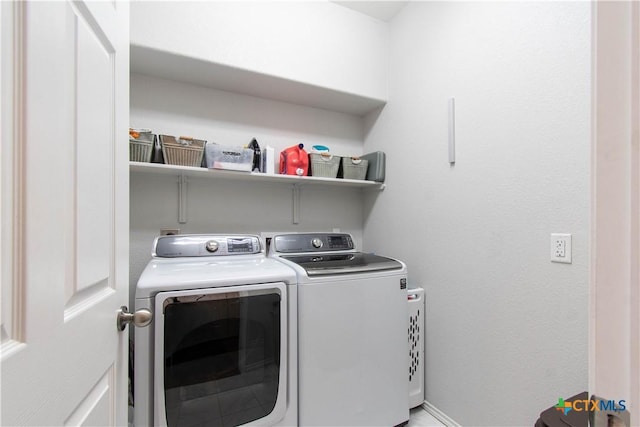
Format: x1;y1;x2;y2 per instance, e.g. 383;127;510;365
408;287;425;408
341;157;368;180
129;128;155;163
205;143;253;172
310;153;340;178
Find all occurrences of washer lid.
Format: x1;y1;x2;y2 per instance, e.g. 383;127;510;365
280;252;402;276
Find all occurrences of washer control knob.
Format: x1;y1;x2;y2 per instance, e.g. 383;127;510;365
311;238;323;249
205;240;219;253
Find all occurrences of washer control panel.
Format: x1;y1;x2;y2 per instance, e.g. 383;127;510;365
273;233;355;253
154;235;261;257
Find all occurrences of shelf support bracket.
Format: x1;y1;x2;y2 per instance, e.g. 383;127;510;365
292;184;300;225
178;174;188;224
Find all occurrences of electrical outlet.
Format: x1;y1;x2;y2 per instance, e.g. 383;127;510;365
160;228;180;236
550;233;572;263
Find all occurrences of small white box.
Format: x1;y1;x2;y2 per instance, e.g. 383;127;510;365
262;146;275;174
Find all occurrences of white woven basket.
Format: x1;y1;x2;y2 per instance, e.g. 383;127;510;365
341;157;369;180
310;153;340;178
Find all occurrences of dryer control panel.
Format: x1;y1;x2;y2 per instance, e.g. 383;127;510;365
153;235;261;257
272;233;355;253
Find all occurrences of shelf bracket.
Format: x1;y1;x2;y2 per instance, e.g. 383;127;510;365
178;174;188;224
292;184;300;225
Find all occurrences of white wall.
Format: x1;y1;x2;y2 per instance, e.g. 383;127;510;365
363;2;590;425
130;174;365;301
130;1;388;102
130;73;365;157
129;73;367;298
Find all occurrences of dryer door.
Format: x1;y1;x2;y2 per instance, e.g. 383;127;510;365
153;283;288;427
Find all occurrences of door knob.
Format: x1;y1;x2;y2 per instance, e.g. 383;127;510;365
117;306;152;331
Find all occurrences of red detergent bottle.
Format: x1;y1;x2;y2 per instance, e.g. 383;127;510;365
280;143;309;176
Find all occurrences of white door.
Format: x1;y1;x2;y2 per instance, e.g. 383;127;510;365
1;1;130;425
590;1;640;423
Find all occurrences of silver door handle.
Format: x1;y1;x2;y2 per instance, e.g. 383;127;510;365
117;306;152;331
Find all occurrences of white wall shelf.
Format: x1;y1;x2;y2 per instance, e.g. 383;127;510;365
130;162;385;190
131;162;383;225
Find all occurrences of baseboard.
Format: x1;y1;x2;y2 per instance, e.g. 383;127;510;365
422;401;461;427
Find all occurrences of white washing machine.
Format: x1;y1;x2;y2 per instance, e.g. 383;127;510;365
269;233;409;427
134;235;297;427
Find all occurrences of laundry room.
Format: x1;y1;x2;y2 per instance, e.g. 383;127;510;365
2;1;635;426
127;1;590;425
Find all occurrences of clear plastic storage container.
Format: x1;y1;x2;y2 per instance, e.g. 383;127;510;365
205;143;254;172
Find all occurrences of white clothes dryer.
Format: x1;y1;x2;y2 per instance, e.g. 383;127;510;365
269;233;409;427
134;235;297;427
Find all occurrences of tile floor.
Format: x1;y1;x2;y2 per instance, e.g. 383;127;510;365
408;406;446;427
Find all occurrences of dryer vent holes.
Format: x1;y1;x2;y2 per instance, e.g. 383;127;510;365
408;310;420;383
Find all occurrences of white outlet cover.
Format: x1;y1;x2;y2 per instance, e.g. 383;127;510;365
551;233;572;263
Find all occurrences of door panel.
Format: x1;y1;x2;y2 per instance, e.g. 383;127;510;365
152;284;288;427
74;1;113;295
63;367;114;427
1;1;129;425
65;0;115;313
0;0;25;354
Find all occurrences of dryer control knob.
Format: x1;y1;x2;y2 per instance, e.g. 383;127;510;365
312;238;323;249
205;240;219;253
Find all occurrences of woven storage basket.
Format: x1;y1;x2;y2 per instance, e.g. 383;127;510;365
310;153;340;178
342;157;369;180
129;128;155;162
159;135;206;167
